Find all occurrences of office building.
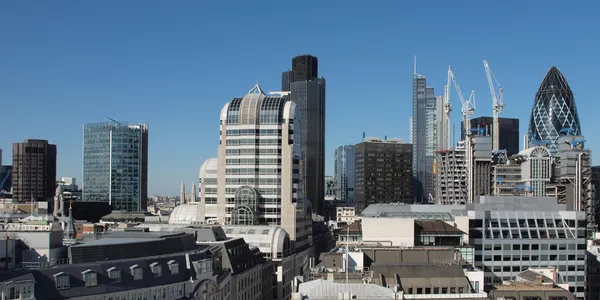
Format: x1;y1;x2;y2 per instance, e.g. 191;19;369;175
461;116;520;156
12;139;57;202
435;146;467;205
83;121;148;212
354;138;412;213
411;68;438;203
199;157;218;222
0;165;11;193
360;196;586;299
215;84;312;251
282;54;326;215
528;66;582;155
324;175;335;201
333;144;355;203
592;166;600;227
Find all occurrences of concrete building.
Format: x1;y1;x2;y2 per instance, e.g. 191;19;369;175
334;145;355;203
471;136;493;200
514;146;552;197
491;153;523;196
213;84;312;252
360;196;587;299
324;175;335;201
547;133;593;234
57;177;78;191
354;138;412;213
283;54;326;215
199;158;218;222
435;146;468;205
12;139;57;202
83;121;149;212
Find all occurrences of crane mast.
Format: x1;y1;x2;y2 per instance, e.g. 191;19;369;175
448;66;476;203
483;60;504;152
442;67;452;150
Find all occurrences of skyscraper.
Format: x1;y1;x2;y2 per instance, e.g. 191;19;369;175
282;54;326;214
528;66;581;155
334;145;355;203
354;138;413;213
461;117;520;156
12;139;57;202
411;68;437;203
82;121;148;212
215;84;312;251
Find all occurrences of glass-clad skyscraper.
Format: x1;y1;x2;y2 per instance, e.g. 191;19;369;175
83;121;148;212
528;66;581;155
334;145;355;203
412;72;437;203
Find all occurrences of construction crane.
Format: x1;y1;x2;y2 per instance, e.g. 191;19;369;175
448;66;476;203
483;60;504;152
442;67;452;150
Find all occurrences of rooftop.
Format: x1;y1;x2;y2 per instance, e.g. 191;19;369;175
492;281;565;291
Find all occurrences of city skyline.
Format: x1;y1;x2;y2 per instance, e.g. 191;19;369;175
1;1;599;195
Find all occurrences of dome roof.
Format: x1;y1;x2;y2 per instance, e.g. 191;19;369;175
168;203;201;225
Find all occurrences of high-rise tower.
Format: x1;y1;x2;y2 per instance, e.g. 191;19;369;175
215;84;312;251
282;54;326;214
83;121;148;211
12;139;57;202
528;66;581;155
412;62;437;203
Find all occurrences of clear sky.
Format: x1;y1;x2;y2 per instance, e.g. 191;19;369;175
1;1;599;196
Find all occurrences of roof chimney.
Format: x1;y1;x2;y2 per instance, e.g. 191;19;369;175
535;275;543;285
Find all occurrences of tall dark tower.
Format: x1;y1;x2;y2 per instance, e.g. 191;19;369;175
528;66;581;155
12;139;57;202
284;54;326;214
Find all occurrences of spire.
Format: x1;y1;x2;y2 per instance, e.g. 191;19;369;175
180;181;186;204
413;55;417;75
63;200;76;241
248;83;265;95
191;182;197;203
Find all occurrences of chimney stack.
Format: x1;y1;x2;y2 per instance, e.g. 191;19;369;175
535;275;542;285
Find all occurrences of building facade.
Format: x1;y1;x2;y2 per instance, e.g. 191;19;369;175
333;144;355;203
411;71;437;203
354;138;412;213
199;157;218;222
283;54;326;215
528;66;582;155
216;84;312;251
461;116;520;156
468;196;587;299
12;139;57;202
82;121;148;212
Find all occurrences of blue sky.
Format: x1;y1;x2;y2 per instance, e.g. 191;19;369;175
1;1;599;196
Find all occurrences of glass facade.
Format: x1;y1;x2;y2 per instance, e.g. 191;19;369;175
528;66;581;155
83;122;148;212
412;74;437;203
334;145;355;203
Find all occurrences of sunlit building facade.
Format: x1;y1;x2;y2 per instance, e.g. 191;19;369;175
83;121;148;212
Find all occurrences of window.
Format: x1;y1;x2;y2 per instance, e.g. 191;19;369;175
22;285;33;298
82;270;98;287
150;262;162;277
168;260;179;275
54;273;70;290
108;267;121;283
130;265;143;280
8;287;20;300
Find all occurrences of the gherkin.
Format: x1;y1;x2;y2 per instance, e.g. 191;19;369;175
528;66;581;155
